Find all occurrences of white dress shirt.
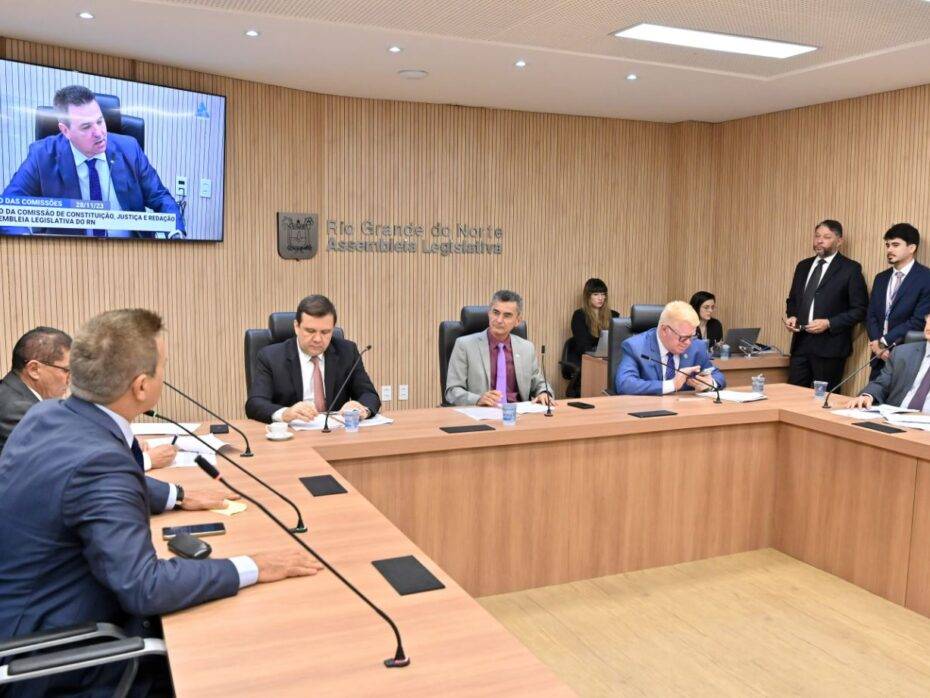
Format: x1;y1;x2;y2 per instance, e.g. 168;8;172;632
93;404;258;588
69;143;131;238
882;259;915;339
272;347;325;422
901;345;930;413
804;252;837;323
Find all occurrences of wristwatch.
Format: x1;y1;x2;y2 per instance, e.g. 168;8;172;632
174;484;185;510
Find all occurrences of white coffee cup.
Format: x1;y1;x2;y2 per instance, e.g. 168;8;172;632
266;422;289;438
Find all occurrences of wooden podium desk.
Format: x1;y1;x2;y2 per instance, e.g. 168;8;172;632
579;352;790;396
152;384;930;694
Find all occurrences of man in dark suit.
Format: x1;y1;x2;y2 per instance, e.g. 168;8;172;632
246;295;380;423
847;314;930;411
784;219;869;390
0;309;320;696
1;85;183;238
0;326;71;454
865;223;930;379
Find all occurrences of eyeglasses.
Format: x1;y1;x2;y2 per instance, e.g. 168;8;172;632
37;360;71;375
663;325;697;343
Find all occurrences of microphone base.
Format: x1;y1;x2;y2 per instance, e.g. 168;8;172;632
321;427;331;434
544;411;553;417
241;449;254;458
290;525;309;534
713;396;722;404
384;656;411;669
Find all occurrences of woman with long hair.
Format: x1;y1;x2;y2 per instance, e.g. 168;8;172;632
689;291;723;347
567;278;619;396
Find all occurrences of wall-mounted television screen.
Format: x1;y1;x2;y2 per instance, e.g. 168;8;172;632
0;59;225;241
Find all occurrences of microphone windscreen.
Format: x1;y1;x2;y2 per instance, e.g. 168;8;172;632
144;409;157;417
194;455;221;479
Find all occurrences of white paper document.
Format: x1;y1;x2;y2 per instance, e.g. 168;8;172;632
694;390;766;403
146;434;229;454
832;408;883;420
359;414;394;427
453;402;554;421
290;413;395;431
170;452;217;468
131;422;200;436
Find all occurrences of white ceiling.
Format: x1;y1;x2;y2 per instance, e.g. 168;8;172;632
3;0;930;122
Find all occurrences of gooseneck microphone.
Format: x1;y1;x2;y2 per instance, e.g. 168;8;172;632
539;344;554;417
164;380;254;457
322;344;372;434
822;340;899;409
640;353;722;404
144;409;308;534
193;455;410;669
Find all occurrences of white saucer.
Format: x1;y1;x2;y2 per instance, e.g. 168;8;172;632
265;431;294;441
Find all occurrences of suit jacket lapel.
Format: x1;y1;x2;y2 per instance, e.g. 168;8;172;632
323;342;339;409
286;339;304;403
889;263;923;314
63;396;130;447
511;335;529;401
477;332;491;387
817;253;844;290
55;136;82;200
647;331;664;381
2;372;39;405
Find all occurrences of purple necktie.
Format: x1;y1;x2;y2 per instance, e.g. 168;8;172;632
85;158;106;237
907;365;930;411
496;343;508;403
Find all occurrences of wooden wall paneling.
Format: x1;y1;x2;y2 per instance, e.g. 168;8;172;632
906;460;930;618
773;424;917;604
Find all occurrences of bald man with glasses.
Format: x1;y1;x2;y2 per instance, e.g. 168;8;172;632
615;301;726;396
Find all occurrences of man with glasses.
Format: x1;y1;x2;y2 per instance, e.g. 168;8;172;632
615;301;725;395
0;327;73;453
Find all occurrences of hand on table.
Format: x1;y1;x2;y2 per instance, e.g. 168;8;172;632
282;401;319;423
252;551;324;583
477;390;503;407
179;489;240;511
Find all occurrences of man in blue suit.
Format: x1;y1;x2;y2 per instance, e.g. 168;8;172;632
866;223;930;379
1;85;184;238
0;309;320;696
616;301;726;396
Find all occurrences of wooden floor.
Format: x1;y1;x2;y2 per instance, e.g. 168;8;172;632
478;549;930;697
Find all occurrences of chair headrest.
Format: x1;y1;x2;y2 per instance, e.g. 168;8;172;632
268;312;296;343
630;304;664;333
460;306;490;333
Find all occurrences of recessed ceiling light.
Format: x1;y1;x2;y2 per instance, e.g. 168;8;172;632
515;59;527;68
398;69;428;80
626;73;638;81
77;11;94;20
244;29;260;38
613;23;817;59
388;45;403;54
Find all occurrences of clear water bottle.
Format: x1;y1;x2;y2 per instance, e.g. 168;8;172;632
720;343;731;359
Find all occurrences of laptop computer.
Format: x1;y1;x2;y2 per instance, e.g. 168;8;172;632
714;327;761;356
587;330;609;358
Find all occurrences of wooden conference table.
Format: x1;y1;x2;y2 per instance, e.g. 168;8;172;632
151;384;930;695
579;352;791;396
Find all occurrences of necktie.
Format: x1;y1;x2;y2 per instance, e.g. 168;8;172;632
311;355;326;412
907;362;930;411
130;438;145;469
664;354;676;381
799;258;826;324
85;158;106;237
496;343;508;403
889;271;905;306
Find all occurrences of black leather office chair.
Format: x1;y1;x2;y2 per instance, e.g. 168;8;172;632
243;312;344;392
438;305;527;406
904;330;926;345
604;304;663;395
35;93;145;151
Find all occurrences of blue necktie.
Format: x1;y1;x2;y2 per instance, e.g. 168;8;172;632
85;158;106;237
664;354;676;380
130;438;145;469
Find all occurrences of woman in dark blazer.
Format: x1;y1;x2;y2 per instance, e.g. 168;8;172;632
567;278;619;396
690;291;723;347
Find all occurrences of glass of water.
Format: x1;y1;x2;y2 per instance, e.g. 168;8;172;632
344;409;360;432
813;381;828;399
501;403;517;426
751;374;765;394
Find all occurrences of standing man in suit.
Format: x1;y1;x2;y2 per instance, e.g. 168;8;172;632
846;314;930;410
0;326;71;454
865;223;930;379
0;309;321;696
245;295;380;423
615;300;725;395
2;84;184;238
445;290;553;406
784;219;869;390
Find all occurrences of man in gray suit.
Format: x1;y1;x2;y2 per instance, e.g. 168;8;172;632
0;327;72;453
846;314;930;410
445;289;553;406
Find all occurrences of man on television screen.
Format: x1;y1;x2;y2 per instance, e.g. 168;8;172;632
2;85;185;238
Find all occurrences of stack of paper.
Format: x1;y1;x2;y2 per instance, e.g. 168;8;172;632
453;402;554;421
170;452;217;468
290;413;395;431
146;435;229;455
831;408;882;420
695;390;766;403
131;422;200;436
